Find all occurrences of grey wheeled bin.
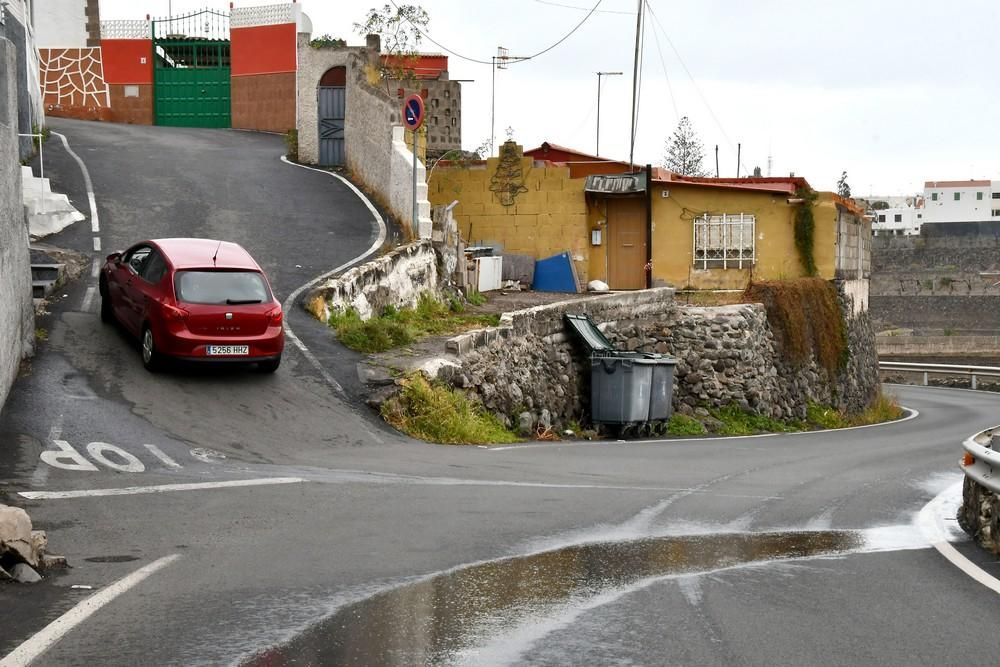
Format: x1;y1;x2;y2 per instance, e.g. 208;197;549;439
646;356;676;421
590;353;653;424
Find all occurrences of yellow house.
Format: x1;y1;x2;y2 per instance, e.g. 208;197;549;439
429;143;869;291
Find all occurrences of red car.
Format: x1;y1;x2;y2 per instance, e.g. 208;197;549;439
99;238;284;372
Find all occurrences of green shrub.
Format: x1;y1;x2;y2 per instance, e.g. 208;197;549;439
381;374;519;444
667;414;707;436
328;294;499;353
284;129;299;162
466;289;487;306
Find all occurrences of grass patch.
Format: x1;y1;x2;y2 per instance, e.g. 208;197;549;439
381;374;520;444
711;405;803;435
466;289;487;306
849;391;905;426
806;402;848;429
329;293;500;353
666;413;707;436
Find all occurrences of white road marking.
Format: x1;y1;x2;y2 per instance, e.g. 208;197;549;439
488;407;921;451
80;286;96;313
30;417;64;487
18;477;307;500
0;554;179;667
144;444;181;469
92;237;101;252
86;442;146;473
40;439;99;472
917;479;1000;595
90;257;101;278
278;156;387;397
51;131;99;233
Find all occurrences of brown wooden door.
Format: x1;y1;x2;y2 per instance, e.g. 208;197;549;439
607;197;647;289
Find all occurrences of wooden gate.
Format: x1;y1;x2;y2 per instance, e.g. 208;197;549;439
318;67;346;166
607;197;648;289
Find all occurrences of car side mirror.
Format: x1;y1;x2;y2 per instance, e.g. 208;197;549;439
106;252;122;263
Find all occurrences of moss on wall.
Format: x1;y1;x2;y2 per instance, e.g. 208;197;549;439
743;278;847;378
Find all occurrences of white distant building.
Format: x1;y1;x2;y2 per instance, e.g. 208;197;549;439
872;205;921;236
922;179;1000;223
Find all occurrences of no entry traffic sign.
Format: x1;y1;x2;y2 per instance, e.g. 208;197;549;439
402;94;425;130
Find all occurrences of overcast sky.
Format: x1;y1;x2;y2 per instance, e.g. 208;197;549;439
99;0;1000;195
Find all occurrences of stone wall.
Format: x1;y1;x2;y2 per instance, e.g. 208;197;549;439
0;38;36;411
871;296;1000;333
305;240;438;322
438;282;878;430
878;334;1000;357
0;9;41;159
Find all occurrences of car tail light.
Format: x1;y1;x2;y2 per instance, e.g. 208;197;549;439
961;452;975;467
162;303;189;322
267;307;283;325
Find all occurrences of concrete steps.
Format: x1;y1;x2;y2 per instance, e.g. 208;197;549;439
21;166;85;240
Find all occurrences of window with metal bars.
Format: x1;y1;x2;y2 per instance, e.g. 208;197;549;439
692;213;755;269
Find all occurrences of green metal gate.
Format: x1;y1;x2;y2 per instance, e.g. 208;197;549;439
152;10;231;128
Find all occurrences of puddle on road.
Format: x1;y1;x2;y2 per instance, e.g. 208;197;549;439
246;530;862;666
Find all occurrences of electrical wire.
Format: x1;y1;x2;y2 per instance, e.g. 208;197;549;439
646;2;750;175
387;0;605;65
534;0;635;16
648;13;679;127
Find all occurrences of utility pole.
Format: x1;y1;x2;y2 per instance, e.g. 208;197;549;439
596;71;622;156
628;0;643;170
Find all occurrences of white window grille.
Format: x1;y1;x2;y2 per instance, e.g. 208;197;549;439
693;213;755;270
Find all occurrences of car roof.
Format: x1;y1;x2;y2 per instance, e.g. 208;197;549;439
150;238;262;271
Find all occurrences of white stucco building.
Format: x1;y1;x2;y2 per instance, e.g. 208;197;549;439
872;205;920;236
922;179;1000;223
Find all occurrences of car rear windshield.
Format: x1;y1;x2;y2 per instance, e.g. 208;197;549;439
175;270;270;305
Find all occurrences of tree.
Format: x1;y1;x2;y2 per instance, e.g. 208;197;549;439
662;116;708;177
870;200;890;210
837;171;851;198
354;4;429;90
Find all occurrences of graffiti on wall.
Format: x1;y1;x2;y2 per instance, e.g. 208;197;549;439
39;48;109;110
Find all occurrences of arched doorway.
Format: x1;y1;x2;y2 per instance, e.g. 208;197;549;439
318;67;346;166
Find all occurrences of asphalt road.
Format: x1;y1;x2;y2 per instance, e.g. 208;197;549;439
1;119;998;666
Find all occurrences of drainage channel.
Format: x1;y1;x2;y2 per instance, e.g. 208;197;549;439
246;530;863;665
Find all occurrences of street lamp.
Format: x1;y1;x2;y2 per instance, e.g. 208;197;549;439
596;71;622;156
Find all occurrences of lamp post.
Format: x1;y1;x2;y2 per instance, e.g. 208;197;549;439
596;71;622;157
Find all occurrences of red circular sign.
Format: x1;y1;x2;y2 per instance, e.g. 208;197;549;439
402;94;425;130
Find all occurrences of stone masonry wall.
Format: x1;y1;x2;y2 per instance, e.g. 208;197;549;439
0;39;35;410
305;240;438;322
439;282;878;430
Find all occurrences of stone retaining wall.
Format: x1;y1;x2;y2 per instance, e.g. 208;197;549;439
305;240;438;322
877;335;1000;357
958;431;1000;555
438;282;878;430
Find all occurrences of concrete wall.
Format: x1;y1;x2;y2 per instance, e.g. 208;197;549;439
0;8;42;159
0;38;36;411
304;241;439;322
296;37;430;235
877;335;1000;357
428;142;592;283
34;0;88;48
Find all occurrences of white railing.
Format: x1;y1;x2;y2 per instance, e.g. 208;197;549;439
879;361;1000;391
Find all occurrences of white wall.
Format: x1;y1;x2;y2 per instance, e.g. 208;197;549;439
872;206;920;236
922;181;999;223
33;0;87;48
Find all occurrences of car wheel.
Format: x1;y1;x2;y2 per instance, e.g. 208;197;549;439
99;276;114;324
257;356;281;374
141;326;161;372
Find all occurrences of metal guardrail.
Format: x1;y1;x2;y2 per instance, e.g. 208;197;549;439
878;361;1000;492
879;361;1000;391
962;427;1000;494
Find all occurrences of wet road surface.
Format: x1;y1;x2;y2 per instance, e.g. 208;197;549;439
0;120;998;665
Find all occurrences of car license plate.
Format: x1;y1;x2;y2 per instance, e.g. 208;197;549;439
207;345;249;356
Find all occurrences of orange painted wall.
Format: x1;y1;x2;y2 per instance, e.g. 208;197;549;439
231;24;296;76
101;39;153;84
